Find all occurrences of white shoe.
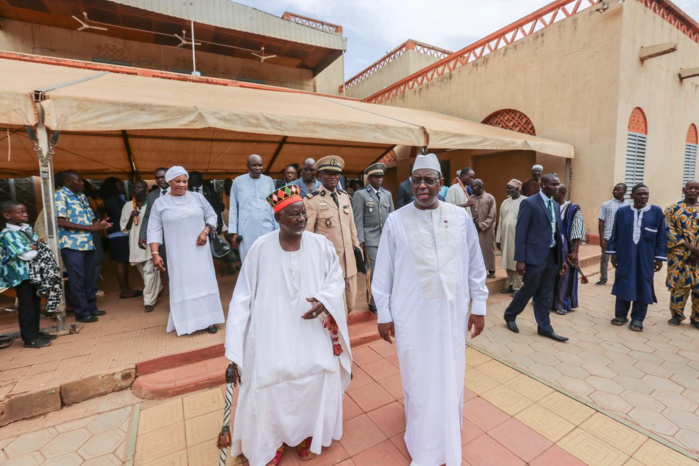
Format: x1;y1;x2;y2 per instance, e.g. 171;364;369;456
96;290;106;297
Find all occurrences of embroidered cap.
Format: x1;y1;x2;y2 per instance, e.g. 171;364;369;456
266;184;303;213
315;155;345;173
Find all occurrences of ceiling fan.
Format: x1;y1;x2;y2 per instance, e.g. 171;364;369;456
174;30;201;47
72;12;108;32
251;47;277;62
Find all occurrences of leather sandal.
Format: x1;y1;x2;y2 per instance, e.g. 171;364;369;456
266;445;285;466
611;317;628;326
297;438;316;461
629;320;643;332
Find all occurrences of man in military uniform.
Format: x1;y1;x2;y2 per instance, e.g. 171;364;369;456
305;156;360;313
352;163;395;313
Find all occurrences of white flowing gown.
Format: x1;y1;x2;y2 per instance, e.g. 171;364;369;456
147;192;225;335
373;202;489;466
225;231;352;466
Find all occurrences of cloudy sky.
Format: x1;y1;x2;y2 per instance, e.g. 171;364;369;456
236;0;699;80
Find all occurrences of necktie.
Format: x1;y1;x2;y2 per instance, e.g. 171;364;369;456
161;189;167;196
376;190;380;201
330;191;339;207
547;198;556;244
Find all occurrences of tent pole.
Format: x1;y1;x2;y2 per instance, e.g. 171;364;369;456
34;106;67;331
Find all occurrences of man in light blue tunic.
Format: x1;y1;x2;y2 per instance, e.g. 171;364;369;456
229;154;278;262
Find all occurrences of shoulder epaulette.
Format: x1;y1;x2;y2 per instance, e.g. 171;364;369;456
338;189;348;195
306;191;319;199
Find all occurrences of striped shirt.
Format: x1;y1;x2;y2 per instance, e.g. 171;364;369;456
598;198;630;240
560;202;585;241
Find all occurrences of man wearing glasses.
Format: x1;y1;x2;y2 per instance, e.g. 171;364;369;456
373;153;488;466
304;156;360;313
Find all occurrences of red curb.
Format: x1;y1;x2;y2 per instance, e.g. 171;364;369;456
136;343;224;376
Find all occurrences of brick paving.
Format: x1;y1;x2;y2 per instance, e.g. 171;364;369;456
2;342;696;465
472;262;699;455
1;245;699;463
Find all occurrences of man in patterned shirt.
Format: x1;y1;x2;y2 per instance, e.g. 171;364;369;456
55;171;111;323
665;180;699;329
597;183;629;285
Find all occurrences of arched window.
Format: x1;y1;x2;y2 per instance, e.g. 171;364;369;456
684;124;698;187
481;109;536;135
625;108;647;193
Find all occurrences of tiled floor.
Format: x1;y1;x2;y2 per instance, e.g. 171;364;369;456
0;405;134;464
130;343;695;466
472;268;699;454
2;342;696;465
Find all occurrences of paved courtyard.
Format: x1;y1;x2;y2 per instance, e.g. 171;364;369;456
475;267;699;455
3;341;696;465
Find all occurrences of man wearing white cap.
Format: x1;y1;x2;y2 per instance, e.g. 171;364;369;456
373;153;488;466
521;164;544;197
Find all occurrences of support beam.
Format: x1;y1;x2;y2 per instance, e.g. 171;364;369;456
679;67;699;80
265;136;288;174
121;130;137;173
639;42;677;62
34;105;68;331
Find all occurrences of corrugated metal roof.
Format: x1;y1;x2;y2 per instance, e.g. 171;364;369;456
106;0;346;50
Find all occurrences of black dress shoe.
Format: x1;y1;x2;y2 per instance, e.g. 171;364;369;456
77;316;99;323
91;310;107;316
37;331;58;341
537;329;569;342
368;305;378;314
24;339;52;348
505;320;519;333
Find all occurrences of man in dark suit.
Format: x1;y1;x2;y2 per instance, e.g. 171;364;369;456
503;173;569;342
397;177;414;208
138;167;169;275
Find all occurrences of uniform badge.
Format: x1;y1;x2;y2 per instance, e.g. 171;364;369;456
325;218;332;227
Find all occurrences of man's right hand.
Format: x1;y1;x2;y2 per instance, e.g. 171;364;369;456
516;261;526;276
230;233;239;249
90;219;112;231
153;255;166;272
138;239;147;250
600;239;607;250
611;256;618;269
378;321;395;344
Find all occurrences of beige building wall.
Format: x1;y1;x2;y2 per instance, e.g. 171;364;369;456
0;18;317;91
380;6;626;231
345;50;444;100
614;0;699;210
314;55;345;95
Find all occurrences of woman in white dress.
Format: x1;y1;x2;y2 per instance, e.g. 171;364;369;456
147;166;225;335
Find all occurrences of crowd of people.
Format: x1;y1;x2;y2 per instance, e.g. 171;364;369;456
0;151;697;466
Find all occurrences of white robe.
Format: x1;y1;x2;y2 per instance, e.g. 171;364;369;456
225;230;352;466
147;192;225;335
373;202;488;466
445;184;473;217
495;196;526;271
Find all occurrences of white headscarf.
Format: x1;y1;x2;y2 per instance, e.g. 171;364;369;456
165;166;188;183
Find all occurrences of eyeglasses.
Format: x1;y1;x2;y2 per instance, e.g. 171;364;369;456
411;177;440;186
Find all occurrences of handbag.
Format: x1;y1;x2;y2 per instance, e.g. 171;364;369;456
208;225;232;259
354;246;366;275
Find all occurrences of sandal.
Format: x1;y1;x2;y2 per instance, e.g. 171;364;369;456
556;309;567;315
629;320;643;332
611;317;628;326
0;335;12;349
297;437;317;461
266;445;285;466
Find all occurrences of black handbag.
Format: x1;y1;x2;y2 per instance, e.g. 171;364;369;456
208;225;232;259
354;246;366;275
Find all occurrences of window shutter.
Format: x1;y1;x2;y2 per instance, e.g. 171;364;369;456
683;143;698;187
624;132;647;198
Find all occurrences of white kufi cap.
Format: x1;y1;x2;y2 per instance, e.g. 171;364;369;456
412;153;441;175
